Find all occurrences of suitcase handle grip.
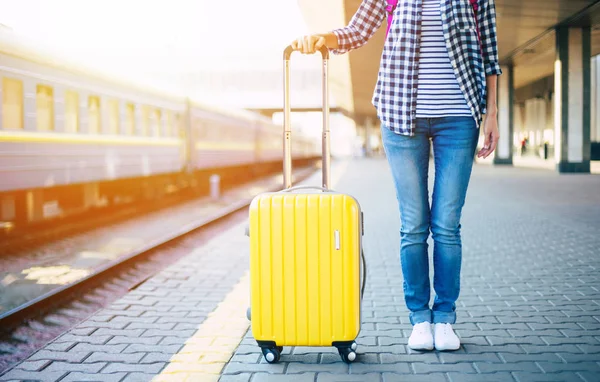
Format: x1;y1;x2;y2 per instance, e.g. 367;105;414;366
279;185;333;193
283;45;329;60
283;44;331;190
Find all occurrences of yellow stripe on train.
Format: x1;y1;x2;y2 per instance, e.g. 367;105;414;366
195;142;255;151
0;130;182;146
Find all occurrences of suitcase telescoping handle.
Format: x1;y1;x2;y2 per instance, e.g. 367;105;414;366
282;44;331;190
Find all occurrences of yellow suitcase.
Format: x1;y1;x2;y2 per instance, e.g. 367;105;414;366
246;45;365;364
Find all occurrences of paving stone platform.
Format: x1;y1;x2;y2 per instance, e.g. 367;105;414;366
1;157;599;382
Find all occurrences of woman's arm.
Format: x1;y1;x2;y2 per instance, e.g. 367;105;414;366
477;75;500;159
475;0;501;159
291;0;386;54
477;0;502;77
486;74;498;116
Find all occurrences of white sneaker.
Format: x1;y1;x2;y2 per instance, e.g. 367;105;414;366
434;323;461;351
408;322;434;350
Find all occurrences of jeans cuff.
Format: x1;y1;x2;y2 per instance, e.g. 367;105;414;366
432;310;456;324
409;309;432;325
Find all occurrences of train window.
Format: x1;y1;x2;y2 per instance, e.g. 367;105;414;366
152;109;161;137
108;99;119;134
36;84;54;131
125;103;135;135
64;90;79;133
141;105;150;136
2;77;23;129
88;95;101;134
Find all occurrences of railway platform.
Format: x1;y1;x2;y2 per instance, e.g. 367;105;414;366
1;156;599;382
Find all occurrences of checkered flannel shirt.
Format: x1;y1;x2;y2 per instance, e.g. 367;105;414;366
332;0;502;136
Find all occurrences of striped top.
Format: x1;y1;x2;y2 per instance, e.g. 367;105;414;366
415;0;472;118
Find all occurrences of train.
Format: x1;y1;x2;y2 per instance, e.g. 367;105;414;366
0;29;320;230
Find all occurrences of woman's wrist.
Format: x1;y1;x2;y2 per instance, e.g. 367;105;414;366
486;107;498;117
317;33;339;50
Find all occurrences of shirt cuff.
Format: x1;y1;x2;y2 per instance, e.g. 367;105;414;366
331;28;352;55
485;61;503;76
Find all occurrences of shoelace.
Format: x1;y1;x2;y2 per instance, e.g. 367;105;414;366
438;324;452;336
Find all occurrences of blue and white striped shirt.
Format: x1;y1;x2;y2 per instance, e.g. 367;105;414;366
331;0;502;136
415;0;471;118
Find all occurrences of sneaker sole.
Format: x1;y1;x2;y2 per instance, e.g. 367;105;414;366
434;344;460;351
408;343;434;351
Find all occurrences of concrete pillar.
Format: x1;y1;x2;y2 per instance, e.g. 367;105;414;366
554;26;592;173
590;55;600;160
495;64;514;165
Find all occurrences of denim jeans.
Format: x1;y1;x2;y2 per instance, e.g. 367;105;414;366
380;116;479;325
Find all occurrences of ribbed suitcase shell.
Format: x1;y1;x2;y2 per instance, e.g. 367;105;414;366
248;191;362;346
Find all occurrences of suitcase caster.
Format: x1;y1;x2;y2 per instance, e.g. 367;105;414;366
338;347;356;363
334;341;357;363
246;307;251;321
261;346;281;363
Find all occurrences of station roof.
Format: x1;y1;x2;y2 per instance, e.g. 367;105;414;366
297;0;600;123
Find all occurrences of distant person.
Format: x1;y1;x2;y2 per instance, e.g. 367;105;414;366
291;0;501;351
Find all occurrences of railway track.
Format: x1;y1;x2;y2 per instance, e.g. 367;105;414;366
0;165;317;373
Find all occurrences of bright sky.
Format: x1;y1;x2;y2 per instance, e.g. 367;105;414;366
0;0;312;84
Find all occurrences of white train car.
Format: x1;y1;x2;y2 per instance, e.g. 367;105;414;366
0;30;320;229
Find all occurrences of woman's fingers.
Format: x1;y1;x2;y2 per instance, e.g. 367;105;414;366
290;35;324;54
477;133;490;158
478;131;500;158
302;36;309;53
314;36;325;50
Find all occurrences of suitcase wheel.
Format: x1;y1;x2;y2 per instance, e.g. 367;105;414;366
261;346;281;363
336;342;357;363
246;307;251;321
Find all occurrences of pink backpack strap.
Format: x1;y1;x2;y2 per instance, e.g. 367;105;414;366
469;0;480;42
469;0;478;12
385;0;398;38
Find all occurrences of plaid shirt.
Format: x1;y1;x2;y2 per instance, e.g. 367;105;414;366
332;0;502;135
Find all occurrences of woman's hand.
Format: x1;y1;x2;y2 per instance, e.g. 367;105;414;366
290;34;330;54
477;114;500;159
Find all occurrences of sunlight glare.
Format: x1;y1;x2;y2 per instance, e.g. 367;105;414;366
0;0;310;89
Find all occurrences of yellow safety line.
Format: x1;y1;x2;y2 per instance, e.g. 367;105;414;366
153;272;251;382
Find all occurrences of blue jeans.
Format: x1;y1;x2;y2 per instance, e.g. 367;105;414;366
380;116;479;325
